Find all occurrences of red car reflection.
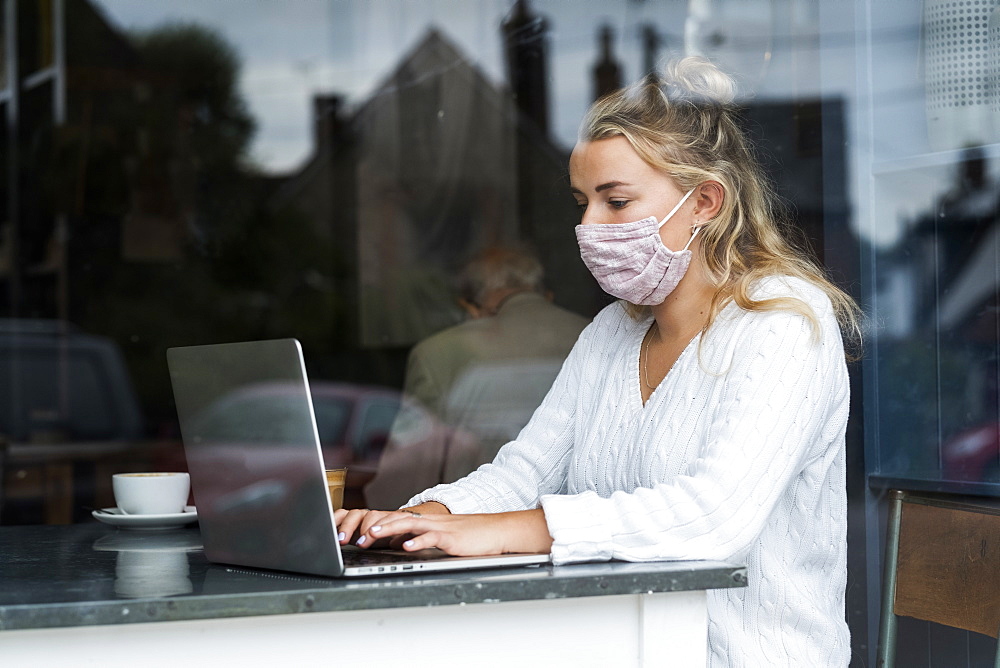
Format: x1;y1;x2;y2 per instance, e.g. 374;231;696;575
942;423;1000;483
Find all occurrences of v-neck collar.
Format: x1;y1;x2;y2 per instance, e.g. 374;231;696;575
633;316;702;410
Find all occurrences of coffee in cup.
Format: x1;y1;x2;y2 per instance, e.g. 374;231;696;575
112;472;190;515
325;468;347;511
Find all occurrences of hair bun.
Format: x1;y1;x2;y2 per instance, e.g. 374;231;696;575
661;57;737;106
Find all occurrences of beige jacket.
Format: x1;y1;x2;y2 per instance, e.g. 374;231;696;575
365;292;588;508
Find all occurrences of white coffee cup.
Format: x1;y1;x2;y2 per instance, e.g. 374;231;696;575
112;472;190;515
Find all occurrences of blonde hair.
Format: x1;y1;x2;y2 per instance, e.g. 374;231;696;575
579;57;861;356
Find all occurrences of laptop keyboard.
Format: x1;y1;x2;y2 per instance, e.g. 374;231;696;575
342;548;422;567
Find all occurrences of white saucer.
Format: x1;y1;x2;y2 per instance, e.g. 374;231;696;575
92;506;198;530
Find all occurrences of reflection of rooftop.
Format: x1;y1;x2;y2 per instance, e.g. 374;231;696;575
266;27;590;349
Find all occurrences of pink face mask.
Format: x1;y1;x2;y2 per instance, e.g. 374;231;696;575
576;188;701;305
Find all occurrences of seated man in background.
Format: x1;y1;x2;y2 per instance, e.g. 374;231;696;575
365;246;589;509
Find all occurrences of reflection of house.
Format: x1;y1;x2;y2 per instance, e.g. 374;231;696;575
866;151;1000;477
1;1;267;457
354;30;522;347
918;168;999;338
880;151;1000;339
502;0;550;135
270;29;602;350
939;220;1000;332
593;25;623;101
1;0;141;321
0;0;213;326
742;100;841;266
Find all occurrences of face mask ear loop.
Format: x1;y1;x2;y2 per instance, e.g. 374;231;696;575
681;224;703;252
656;188;696;229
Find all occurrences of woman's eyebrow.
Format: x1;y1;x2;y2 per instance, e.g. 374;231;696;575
569;181;632;195
595;181;630;192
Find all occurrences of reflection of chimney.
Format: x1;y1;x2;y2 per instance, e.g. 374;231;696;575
641;24;661;76
593;24;622;101
501;0;550;135
313;94;346;153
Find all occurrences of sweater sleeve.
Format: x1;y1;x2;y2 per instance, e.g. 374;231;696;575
407;308;606;514
540;304;848;565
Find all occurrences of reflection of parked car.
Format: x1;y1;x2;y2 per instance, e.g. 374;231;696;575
0;319;150;524
0;319;143;441
942;423;1000;483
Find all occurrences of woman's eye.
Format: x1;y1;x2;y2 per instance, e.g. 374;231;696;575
574;201;587;211
609;200;629;210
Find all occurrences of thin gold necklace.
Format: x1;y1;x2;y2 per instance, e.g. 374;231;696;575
642;323;658;390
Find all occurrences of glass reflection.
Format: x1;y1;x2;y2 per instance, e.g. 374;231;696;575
0;0;859;526
168;339;343;576
871;148;1000;484
92;529;201;599
4;0;624;524
365;247;587;508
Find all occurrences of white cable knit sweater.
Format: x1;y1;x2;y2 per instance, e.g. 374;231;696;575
411;276;851;667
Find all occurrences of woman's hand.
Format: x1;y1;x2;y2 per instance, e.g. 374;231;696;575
361;508;554;556
334;502;449;549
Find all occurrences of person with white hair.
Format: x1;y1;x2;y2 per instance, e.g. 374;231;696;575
365;246;588;509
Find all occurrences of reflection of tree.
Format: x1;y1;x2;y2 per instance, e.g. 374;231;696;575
131;22;254;254
67;23;338;429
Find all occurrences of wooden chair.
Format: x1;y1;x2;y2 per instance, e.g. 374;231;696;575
876;490;1000;667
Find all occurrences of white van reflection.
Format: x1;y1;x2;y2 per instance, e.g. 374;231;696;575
188;381;399;466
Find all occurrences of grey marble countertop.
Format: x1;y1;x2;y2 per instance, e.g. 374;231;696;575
0;523;746;631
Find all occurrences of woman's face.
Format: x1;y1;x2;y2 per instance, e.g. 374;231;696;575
569;136;697;252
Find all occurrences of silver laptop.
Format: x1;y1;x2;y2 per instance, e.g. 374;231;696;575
166;338;550;578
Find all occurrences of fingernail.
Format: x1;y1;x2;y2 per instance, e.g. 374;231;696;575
357;536;367;546
338;532;345;541
371;525;382;533
404;540;414;548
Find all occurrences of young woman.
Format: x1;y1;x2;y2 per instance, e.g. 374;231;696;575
336;57;860;666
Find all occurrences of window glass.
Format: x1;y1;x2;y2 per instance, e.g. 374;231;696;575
312;395;352;446
8;1;1000;663
0;1;858;522
352;398;401;458
860;1;1000;490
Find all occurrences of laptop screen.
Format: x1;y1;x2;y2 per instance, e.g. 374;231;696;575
167;339;344;576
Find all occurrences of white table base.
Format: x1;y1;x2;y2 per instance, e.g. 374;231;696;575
1;590;708;667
